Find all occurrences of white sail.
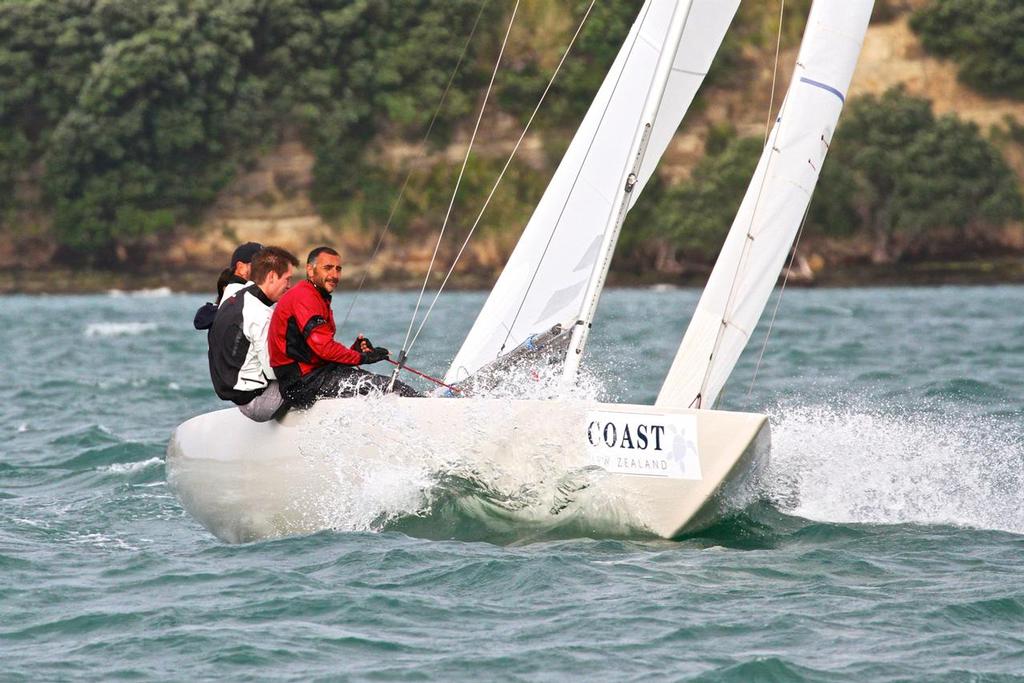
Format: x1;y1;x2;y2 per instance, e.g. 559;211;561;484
445;0;739;383
656;0;874;410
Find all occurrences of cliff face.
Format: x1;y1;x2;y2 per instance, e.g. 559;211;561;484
164;138;346;272
36;7;1024;284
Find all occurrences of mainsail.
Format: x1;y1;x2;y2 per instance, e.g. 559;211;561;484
656;1;874;410
445;0;739;384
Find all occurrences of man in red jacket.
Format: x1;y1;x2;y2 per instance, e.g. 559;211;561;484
268;246;419;408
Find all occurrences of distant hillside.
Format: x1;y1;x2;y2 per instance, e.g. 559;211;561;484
1;0;1022;290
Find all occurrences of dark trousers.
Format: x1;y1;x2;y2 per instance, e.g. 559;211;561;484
281;363;420;409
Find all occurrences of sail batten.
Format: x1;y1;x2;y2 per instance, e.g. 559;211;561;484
446;0;740;384
656;0;875;410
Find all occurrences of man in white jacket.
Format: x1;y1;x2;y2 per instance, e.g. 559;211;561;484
207;246;299;421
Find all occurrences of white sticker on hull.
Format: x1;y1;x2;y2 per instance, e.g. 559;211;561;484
584;410;702;480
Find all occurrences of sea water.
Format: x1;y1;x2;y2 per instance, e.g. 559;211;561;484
1;286;1022;680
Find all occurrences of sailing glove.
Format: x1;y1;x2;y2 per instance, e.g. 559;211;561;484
352;335;375;353
360;347;390;365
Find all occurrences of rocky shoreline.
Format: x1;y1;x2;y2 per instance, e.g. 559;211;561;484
3;258;1022;295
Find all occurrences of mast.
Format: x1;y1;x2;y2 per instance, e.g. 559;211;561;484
559;0;695;390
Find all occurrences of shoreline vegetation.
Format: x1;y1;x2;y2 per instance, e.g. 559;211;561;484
2;1;1023;291
4;257;1023;296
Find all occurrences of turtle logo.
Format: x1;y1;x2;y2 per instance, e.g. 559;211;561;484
666;424;699;475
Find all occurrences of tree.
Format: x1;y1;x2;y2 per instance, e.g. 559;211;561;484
42;1;260;262
0;0;498;263
640;133;763;271
304;0;497;220
910;0;1024;99
0;2;109;214
496;0;641;126
815;87;1023;262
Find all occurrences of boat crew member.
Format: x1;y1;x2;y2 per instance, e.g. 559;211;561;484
193;241;263;330
208;246;299;421
268;246;419;408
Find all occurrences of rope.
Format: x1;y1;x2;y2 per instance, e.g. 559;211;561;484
397;0;521;361
746;200;811;397
337;0;490;335
404;0;599;355
698;0;790;407
764;0;785;145
745;0;793;398
384;358;461;393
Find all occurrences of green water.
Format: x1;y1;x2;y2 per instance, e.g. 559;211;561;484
1;287;1022;680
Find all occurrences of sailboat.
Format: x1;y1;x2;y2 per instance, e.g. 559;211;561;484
167;0;875;543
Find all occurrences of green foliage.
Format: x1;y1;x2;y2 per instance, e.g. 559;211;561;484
300;0;499;207
900;116;1022;234
815;87;1023;260
0;2;111;212
497;0;641;126
632;87;1022;270
806;161;861;238
42;1;262;257
704;122;739;156
3;0;1022;272
706;0;812;89
364;154;546;243
910;0;1024;98
811;87;935;241
869;0;902;25
0;0;496;262
644;135;763;262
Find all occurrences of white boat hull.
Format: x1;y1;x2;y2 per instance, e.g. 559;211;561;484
166;397;769;543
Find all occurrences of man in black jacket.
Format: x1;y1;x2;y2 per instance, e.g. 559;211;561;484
208;246;299;421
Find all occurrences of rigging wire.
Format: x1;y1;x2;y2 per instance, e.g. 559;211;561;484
383;358;461;393
764;0;786;145
746;0;802;397
395;0;522;367
495;0;650;360
337;0;490;335
746;200;811;397
404;0;599;356
698;0;788;408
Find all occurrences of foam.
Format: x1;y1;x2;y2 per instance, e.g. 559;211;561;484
100;457;164;474
84;322;159;338
764;404;1024;535
106;287;173;298
71;532;139;551
287;372;647;539
437;361;609;402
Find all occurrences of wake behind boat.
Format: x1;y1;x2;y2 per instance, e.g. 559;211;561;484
168;0;874;543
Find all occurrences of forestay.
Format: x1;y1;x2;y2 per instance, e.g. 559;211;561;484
445;0;739;384
656;0;874;410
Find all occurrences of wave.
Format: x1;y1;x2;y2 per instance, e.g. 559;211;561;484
280;384;658;544
57;441;156;471
99;457;164;474
84;322;159;338
106;286;173;298
69;532;139;551
763;404;1024;535
50;424;118;449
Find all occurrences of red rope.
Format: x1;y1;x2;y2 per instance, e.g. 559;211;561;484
385;358;461;393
